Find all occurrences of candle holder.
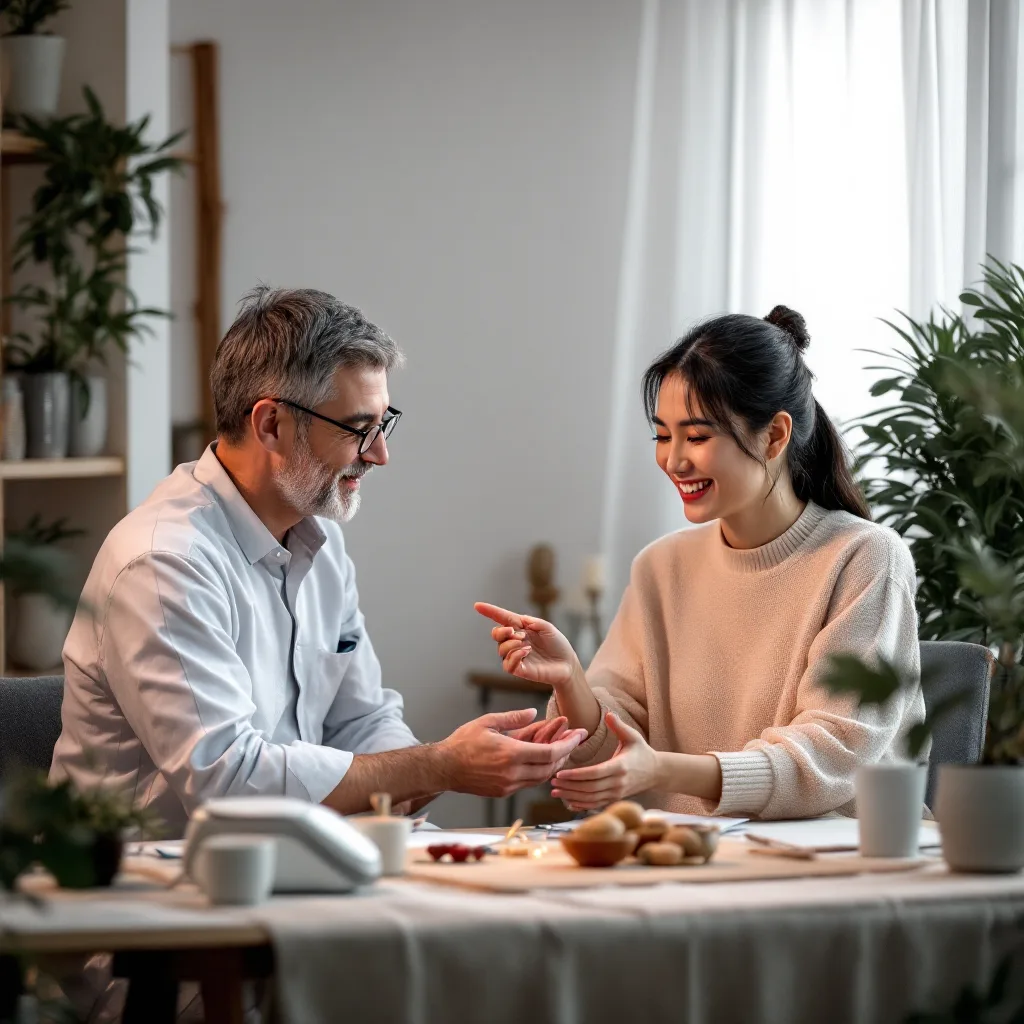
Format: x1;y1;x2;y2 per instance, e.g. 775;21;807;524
585;585;604;648
527;543;560;621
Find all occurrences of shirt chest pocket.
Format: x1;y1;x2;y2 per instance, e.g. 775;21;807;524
294;643;355;743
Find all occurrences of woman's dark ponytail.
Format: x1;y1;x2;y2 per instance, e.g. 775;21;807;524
641;305;871;521
791;399;871;519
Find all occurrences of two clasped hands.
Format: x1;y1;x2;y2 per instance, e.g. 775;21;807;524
474;602;723;810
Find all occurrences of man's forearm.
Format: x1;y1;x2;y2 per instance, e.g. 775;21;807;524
321;743;452;815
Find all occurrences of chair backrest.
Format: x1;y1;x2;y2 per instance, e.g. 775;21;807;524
919;640;993;807
0;675;65;782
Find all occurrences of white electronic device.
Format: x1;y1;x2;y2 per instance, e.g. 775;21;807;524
183;796;382;893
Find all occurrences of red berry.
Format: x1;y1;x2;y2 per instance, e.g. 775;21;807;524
427;844;451;861
472;847;487;861
449;844;471;863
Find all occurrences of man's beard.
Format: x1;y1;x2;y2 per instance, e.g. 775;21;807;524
276;434;370;524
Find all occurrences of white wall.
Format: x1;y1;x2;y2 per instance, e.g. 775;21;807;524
169;0;643;824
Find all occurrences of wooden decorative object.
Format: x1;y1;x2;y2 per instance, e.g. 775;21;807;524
526;543;559;620
189;41;222;444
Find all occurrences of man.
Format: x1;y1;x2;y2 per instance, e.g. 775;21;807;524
51;287;582;835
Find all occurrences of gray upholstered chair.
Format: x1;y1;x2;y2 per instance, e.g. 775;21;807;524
0;674;65;781
920;640;993;807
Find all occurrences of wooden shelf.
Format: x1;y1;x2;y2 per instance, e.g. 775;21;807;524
0;456;125;480
0;128;43;164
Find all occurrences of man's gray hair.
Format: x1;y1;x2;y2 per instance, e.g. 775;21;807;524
212;286;404;443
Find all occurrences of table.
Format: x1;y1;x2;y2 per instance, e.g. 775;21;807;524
4;842;1024;1023
1;874;272;1023
467;671;554;826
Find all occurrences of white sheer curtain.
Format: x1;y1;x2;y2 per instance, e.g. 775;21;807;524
600;0;1023;603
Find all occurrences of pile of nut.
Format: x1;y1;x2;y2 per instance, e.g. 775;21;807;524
574;801;720;866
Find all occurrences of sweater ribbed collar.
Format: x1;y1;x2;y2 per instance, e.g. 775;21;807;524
714;501;827;574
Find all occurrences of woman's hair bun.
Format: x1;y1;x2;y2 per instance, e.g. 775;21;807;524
764;305;810;352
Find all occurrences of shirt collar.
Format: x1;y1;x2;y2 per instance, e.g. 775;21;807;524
193;444;327;566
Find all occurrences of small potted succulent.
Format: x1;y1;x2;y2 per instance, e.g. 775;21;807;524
5;514;82;670
0;770;158;889
0;0;69;119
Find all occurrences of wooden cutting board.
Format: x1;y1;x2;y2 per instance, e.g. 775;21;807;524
403;838;936;893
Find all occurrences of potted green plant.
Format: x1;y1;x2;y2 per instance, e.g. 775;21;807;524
5;514;82;671
853;257;1024;872
5;86;183;458
0;770;157;890
0;0;69;119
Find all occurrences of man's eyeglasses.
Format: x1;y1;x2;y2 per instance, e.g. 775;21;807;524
273;398;402;455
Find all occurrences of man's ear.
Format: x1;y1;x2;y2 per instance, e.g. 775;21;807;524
250;399;288;453
765;410;793;462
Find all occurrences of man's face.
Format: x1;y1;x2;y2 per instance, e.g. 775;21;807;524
275;365;391;523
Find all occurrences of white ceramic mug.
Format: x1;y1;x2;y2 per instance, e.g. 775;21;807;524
352;816;412;875
196;835;276;905
856;762;928;858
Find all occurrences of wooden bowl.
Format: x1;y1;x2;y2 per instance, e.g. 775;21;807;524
560;832;638;867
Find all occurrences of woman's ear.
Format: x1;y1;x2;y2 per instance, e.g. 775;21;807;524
765;411;793;462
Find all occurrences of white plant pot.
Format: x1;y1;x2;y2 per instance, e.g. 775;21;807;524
0;35;66;118
855;762;927;857
9;592;71;672
935;764;1024;873
69;375;108;458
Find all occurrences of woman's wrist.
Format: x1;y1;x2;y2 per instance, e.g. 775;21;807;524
656;752;723;803
552;661;602;735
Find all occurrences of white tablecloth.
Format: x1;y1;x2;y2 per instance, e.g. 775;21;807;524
257;865;1024;1024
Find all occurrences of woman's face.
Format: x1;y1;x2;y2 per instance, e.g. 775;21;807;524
653;373;783;525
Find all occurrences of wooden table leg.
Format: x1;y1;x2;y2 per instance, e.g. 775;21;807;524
115;952;178;1024
198;948;246;1024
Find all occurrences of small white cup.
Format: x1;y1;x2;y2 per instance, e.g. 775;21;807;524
196;834;276;905
352;816;412;875
856;762;928;858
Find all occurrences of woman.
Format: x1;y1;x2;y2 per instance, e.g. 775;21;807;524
477;306;923;819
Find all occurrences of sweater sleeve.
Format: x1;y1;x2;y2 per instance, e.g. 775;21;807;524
546;576;650;767
712;533;924;818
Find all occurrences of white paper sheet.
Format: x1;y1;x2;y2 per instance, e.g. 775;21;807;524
742;818;941;851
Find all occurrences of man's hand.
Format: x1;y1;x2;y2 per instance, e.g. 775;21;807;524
439;709;587;798
550;712;662;810
504;715;570;744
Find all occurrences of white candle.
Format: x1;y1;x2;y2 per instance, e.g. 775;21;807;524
583;554;606;593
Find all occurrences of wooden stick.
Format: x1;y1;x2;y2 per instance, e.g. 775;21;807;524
189;42;222;444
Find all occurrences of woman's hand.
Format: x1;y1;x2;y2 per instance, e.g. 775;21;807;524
474;602;581;688
550;713;663;810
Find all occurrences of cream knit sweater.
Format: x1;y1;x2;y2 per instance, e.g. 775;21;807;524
553;502;923;819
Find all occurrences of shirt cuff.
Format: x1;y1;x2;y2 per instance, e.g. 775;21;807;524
710;749;774;816
283;741;354;805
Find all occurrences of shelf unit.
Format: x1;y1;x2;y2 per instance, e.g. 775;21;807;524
0;126;128;675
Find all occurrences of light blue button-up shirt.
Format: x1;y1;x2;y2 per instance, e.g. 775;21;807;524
51;445;418;835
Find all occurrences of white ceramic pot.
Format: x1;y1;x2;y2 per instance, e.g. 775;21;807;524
69;375;107;458
0;35;66;117
935;764;1024;873
855;762;928;857
9;592;71;671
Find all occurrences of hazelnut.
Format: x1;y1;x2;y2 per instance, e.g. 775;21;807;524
637;842;683;866
605;801;645;830
633;818;669;848
575;813;626;839
663;826;705;859
692;825;720;862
